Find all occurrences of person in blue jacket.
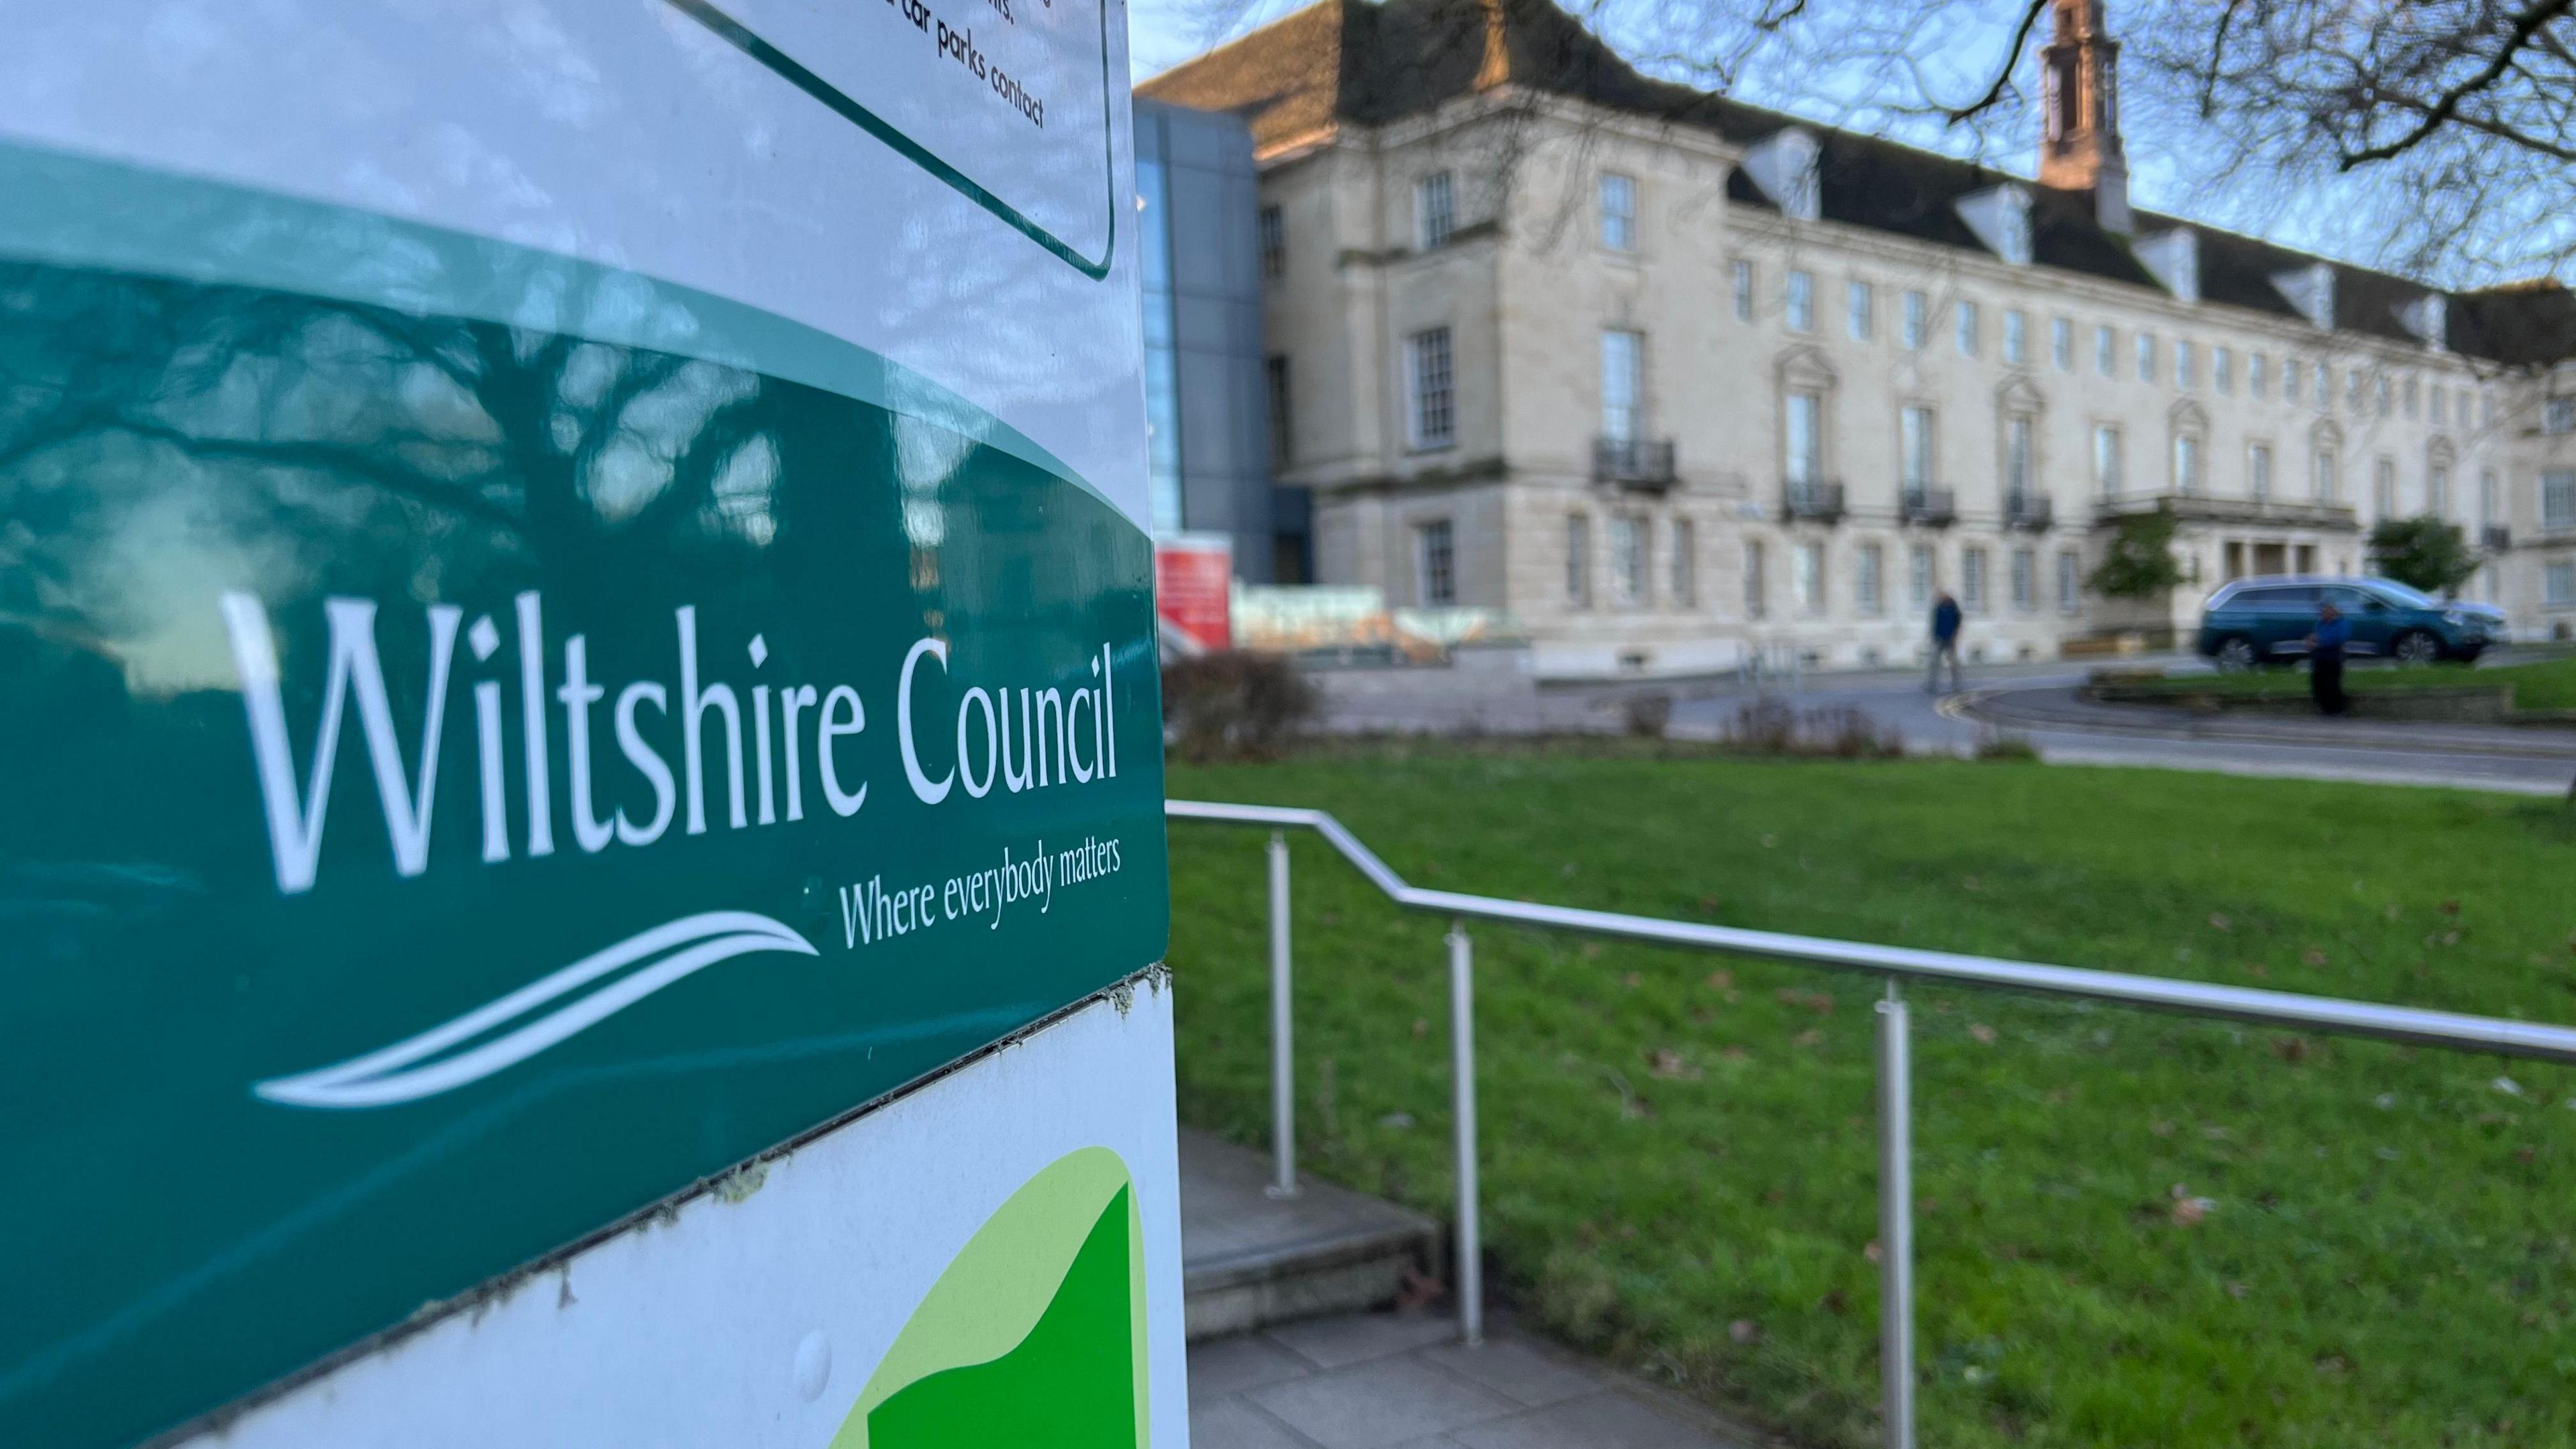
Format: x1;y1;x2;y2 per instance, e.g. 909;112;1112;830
2308;601;2352;716
1925;592;1964;694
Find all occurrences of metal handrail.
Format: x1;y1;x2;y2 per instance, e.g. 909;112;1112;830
1167;797;2576;1447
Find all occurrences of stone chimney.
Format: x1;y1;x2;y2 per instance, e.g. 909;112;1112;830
2037;0;2131;233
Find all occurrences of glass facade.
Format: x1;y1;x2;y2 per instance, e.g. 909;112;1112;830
1137;146;1184;535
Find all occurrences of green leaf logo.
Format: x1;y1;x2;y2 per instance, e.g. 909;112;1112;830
832;1147;1147;1448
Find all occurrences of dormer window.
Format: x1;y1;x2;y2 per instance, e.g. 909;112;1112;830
2400;294;2449;352
2272;263;2336;331
2135;229;2200;304
1744;129;1823;222
1956;185;2034;266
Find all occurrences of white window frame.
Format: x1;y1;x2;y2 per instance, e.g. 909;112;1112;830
1566;513;1593;606
2171;431;2202;495
1405;326;1456;449
2010;547;2037;612
1415;518;1456;606
2052;317;2074;371
1600;329;1644;443
2093;423;2123;498
1414;170;1456;250
1671;517;1697;606
2004;414;2035;505
2544;470;2576;530
2004;309;2028;366
1786;269;1815;333
1900;405;1936;491
1599;172;1636;252
2057;549;2082;614
1903;290;1929;350
1857;542;1884;616
1793;540;1826;616
1785;391;1823;488
1610;515;1650;606
1847;280;1874;341
1955;300;1980;358
1732;260;1756;322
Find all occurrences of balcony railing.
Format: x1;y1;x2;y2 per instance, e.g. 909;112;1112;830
1899;486;1956;527
1783;479;1846;523
1593;436;1678;489
2094;492;2361;531
2006;492;2054;531
2483;525;2513;552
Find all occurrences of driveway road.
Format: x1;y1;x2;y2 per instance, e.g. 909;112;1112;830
1310;653;2576;795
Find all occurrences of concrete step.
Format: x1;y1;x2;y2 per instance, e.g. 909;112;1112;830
1178;1128;1443;1342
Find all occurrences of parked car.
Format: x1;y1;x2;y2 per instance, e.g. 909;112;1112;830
2196;576;2503;669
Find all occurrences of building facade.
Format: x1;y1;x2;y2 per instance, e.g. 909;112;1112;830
1134;98;1305;582
1142;0;2576;674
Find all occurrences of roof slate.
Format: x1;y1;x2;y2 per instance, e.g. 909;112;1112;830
1138;0;2574;367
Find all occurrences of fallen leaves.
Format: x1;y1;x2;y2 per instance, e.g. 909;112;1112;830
2169;1183;2218;1226
1646;1049;1701;1081
1775;987;1835;1015
1729;1318;1763;1344
2209;912;2233;932
1968;1022;1998;1045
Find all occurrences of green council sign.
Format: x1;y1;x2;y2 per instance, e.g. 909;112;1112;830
0;146;1169;1448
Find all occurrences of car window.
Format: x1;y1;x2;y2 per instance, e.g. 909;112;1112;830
2263;586;2319;610
2367;578;2440;608
2324;587;2377;612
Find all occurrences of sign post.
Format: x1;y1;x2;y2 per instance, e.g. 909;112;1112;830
0;2;1182;1444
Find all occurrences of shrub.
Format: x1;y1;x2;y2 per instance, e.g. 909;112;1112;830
2367;515;2480;596
1724;698;1900;758
2088;506;2185;600
1726;698;1799;753
1976;731;2041;763
1621;691;1675;739
1161;649;1318;761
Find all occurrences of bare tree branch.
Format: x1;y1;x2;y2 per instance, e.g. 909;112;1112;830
1947;0;2049;124
2340;0;2576;168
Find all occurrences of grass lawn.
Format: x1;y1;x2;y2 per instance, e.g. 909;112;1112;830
2119;653;2576;712
1165;744;2576;1448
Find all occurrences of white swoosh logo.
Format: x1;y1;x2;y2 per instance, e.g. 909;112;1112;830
256;911;820;1109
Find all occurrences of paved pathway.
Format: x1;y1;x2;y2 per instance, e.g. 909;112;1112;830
1945;684;2576;795
1189;1309;1757;1449
1307;651;2576;796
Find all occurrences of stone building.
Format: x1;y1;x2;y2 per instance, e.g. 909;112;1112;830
1140;0;2576;675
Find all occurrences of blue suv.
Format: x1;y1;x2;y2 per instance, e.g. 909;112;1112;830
2196;576;2504;669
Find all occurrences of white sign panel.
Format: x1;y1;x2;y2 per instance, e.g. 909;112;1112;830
180;986;1189;1449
